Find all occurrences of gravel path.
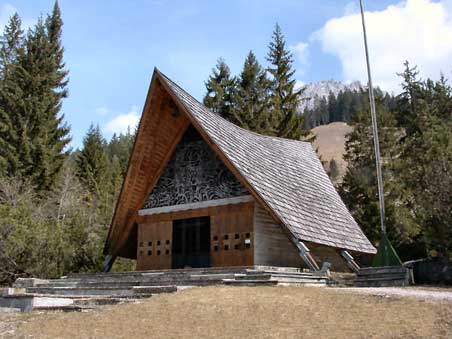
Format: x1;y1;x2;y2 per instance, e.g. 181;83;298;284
335;287;452;302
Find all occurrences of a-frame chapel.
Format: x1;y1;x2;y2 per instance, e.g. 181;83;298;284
103;69;376;272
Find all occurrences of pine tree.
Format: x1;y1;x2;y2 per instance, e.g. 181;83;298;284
0;3;70;190
327;91;338;122
107;128;135;176
318;97;329;125
328;158;340;183
0;13;23;78
76;125;109;196
395;66;452;257
395;61;422;136
340;92;420;259
33;1;71;190
203;58;236;120
266;24;306;139
0;14;25;177
230;51;271;133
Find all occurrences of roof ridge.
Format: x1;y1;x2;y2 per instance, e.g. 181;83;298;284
155;69;312;146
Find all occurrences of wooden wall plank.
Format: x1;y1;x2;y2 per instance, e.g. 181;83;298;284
254;203;304;268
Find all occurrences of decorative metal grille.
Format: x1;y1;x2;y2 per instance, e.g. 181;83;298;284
143;133;249;209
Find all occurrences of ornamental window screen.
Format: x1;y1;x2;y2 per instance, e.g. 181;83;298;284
143;126;249;209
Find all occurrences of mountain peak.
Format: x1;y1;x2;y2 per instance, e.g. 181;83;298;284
298;80;364;111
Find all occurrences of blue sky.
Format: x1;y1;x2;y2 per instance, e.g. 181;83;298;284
2;0;452;148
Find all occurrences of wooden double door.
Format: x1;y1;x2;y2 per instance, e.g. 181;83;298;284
172;216;211;269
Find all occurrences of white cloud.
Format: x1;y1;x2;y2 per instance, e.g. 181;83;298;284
104;106;140;135
95;106;109;116
312;0;452;92
0;4;33;33
0;4;18;30
290;41;310;76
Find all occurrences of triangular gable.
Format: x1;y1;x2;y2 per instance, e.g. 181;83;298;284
143;125;249;209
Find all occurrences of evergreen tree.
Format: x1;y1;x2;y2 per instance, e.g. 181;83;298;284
317;97;329;125
230;51;271;133
328;158;340;183
395;65;452;257
327;91;338;123
340;92;420;259
76;125;109;196
0;3;70;191
203;58;236;120
0;14;25;177
266;24;306;139
395;62;422;136
107;128;135;175
32;2;71;190
0;13;23;77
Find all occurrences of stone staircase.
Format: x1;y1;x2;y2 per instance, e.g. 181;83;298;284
0;266;329;312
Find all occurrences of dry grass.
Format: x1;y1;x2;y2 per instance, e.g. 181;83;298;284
312;122;352;182
7;286;452;339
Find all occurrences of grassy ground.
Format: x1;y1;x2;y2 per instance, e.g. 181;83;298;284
3;285;452;338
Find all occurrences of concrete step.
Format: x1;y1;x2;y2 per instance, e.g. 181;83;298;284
0;307;21;313
0;292;153;312
33;278;226;289
25;285;177;296
73;297;138;307
233;273;272;281
66;267;253;280
26;273;241;286
33;305;95;312
33;278;222;287
252;270;322;278
222;279;278;286
276;278;328;284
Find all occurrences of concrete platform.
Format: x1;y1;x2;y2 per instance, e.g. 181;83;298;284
1;266;329;312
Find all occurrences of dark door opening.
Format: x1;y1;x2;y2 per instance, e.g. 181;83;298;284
172;216;211;269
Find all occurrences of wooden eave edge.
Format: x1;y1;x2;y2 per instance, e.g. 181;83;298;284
103;68;160;255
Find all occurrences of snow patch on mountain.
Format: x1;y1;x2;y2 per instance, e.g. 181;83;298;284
298;80;363;112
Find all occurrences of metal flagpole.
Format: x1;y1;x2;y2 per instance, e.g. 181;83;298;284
359;0;402;267
359;0;386;235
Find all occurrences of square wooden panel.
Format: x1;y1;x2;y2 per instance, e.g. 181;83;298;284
136;221;172;270
210;202;254;267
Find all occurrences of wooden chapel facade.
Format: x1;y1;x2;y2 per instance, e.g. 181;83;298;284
103;69;376;272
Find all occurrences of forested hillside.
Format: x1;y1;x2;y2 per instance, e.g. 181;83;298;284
302;87;396;129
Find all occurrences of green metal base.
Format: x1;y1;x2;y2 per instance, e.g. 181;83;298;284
372;233;402;267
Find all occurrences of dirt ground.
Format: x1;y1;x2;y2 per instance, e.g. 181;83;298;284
2;285;452;338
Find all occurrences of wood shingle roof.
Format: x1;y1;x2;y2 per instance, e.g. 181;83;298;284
156;70;376;254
